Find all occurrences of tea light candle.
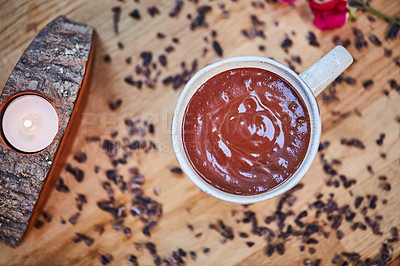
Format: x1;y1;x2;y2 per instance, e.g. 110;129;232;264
1;95;59;153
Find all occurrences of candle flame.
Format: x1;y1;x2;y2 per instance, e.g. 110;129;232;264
23;119;33;128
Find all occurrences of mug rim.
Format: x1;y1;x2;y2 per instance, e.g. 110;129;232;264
172;56;321;204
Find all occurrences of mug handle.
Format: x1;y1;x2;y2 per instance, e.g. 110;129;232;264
299;45;353;96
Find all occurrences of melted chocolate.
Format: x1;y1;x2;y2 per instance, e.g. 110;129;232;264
182;68;310;195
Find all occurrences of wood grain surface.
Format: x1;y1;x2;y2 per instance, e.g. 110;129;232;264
0;0;399;265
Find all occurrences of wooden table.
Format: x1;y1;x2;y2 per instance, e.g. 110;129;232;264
0;0;399;265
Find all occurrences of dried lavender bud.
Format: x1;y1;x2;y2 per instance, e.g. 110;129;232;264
291;55;302;64
140;52;153;66
142;220;158;236
307;31;320;47
384;48;392;57
128;254;138;265
157;32;166;39
383;183;392;191
162;76;173;85
195;5;211;13
361;206;368;216
66;164;84;182
75;233;94;247
147;6;160;17
318;141;330;151
104;54;111;63
100;255;111;265
117;41;124;50
367;165;374;174
148;123;155;134
209;220;234;240
170;0;183;17
281;38;292;49
86;136;101;142
376;176;388;184
354;196;363;209
376;133;385;146
395;57;400;67
341;252;360;261
212;40;223;57
388;227;398;243
34;219;44;229
362;80;373;89
306;238;318;244
353;27;365;39
73;152;87;163
345;76;357;85
336;230;344;240
153;256;161;265
189;251;197;260
42;211;52;223
124;227;132;236
145;242;157;255
239;232;249;238
369;34;382;46
112;6;121;34
304;224;320;237
303;258;319;265
106;169;118;183
69;212;80;225
331;254;341;264
369;195;377;209
158;55;167;67
130;9;141;19
340;138;365;149
109;99;123;111
266;244;275;256
98;201;119;217
386;25;399;41
245;241;255;247
56;177;70;193
276;243;285;254
296;210;308;220
333;36;342;45
323;161;338;176
176;248;187;257
170;167;183;174
165;45;175;53
251;14;265;26
190;12;205;30
389;79;398;89
342;39;351;48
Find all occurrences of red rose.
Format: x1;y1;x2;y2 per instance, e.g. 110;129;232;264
309;0;349;30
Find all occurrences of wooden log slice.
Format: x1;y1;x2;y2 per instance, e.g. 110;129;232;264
0;16;94;247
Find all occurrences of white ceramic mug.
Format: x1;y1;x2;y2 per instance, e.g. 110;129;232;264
172;46;353;204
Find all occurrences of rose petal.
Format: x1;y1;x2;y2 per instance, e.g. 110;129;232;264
310;0;349;30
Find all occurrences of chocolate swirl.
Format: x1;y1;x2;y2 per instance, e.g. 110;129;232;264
183;68;310;195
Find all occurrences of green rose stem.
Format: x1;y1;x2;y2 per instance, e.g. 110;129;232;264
352;0;400;26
